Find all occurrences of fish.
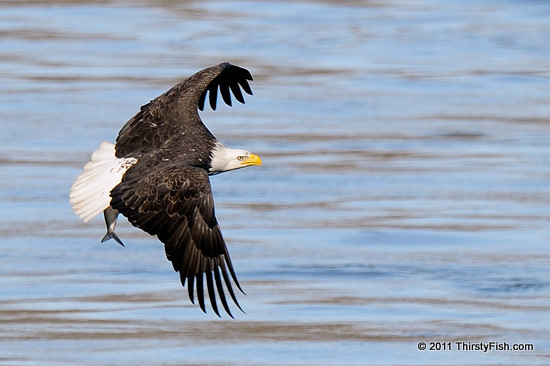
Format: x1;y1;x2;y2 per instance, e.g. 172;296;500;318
101;206;124;246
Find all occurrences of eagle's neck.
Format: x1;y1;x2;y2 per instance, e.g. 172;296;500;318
209;141;236;175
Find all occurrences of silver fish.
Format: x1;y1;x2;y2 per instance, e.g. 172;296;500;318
101;206;124;247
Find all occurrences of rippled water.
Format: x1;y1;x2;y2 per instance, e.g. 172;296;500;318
1;0;550;365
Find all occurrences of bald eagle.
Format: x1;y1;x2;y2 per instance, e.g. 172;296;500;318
69;63;261;317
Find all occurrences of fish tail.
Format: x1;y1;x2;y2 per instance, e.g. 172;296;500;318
101;231;125;247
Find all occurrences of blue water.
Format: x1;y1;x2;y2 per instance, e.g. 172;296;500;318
1;0;549;365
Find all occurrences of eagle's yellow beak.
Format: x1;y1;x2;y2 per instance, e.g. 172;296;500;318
242;153;262;166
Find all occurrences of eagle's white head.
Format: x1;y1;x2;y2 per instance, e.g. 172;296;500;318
209;142;262;175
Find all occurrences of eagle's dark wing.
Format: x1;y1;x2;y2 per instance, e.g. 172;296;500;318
110;164;243;317
114;62;253;158
197;63;253;111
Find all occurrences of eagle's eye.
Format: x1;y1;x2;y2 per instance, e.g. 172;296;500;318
237;156;246;161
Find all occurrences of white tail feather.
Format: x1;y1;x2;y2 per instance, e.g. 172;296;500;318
70;142;137;223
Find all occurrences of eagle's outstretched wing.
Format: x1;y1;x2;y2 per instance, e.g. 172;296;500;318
114;63;253;158
110;164;243;317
